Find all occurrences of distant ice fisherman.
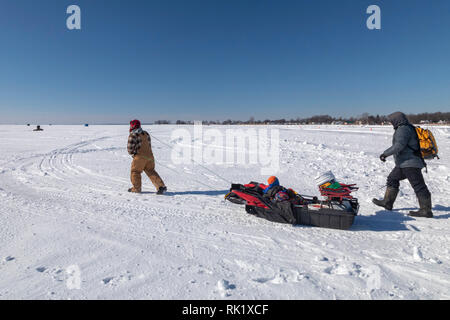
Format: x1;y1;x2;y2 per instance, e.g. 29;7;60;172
127;120;167;194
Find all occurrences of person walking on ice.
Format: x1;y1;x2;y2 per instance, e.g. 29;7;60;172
372;112;433;218
127;120;167;194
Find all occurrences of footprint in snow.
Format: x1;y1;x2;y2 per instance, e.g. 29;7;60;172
35;267;65;282
50;268;65;282
429;258;443;265
315;256;329;262
412;247;442;264
216;279;236;297
413;247;424;262
252;274;287;284
253;277;271;284
324;263;362;276
270;274;288;284
217;279;235;290
102;277;114;285
102;273;133;286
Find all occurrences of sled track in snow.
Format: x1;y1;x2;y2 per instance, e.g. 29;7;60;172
1;175;331;272
2;135;265;230
36;136;125;181
1;125;449;299
5;135;409;272
3;135;130;193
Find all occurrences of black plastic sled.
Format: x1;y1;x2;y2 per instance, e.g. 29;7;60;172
225;182;359;230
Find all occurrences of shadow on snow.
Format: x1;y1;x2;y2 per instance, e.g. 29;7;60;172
394;204;450;220
352;204;450;231
352;210;416;232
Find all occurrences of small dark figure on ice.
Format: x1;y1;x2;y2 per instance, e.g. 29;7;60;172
373;112;433;218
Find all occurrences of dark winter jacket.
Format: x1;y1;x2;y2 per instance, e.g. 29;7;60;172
382;112;424;169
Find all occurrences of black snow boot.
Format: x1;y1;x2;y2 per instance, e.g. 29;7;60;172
372;187;399;211
157;186;167;195
409;194;433;218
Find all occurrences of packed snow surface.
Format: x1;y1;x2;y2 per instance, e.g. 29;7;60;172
0;124;449;299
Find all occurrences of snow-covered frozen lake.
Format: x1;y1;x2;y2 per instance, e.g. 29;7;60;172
0;124;449;299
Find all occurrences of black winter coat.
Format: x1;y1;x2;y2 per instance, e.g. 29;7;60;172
383;112;424;169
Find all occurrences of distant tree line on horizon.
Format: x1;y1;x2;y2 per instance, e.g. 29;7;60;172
153;112;450;125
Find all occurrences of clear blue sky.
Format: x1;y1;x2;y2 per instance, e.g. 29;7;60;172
0;0;449;124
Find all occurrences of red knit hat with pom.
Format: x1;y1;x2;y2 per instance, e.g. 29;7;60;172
130;119;141;132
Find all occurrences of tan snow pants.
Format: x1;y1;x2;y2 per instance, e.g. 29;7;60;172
130;155;165;192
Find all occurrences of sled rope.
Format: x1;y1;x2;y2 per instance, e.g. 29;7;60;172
151;134;233;185
153;158;217;190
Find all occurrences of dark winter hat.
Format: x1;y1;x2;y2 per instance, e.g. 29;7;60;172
387;112;410;129
130;119;141;132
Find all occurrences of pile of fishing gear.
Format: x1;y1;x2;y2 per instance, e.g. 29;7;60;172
225;172;359;230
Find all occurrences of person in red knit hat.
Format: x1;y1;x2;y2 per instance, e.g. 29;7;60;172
127;120;167;194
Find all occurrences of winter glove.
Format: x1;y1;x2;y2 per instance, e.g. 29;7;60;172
379;154;387;162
